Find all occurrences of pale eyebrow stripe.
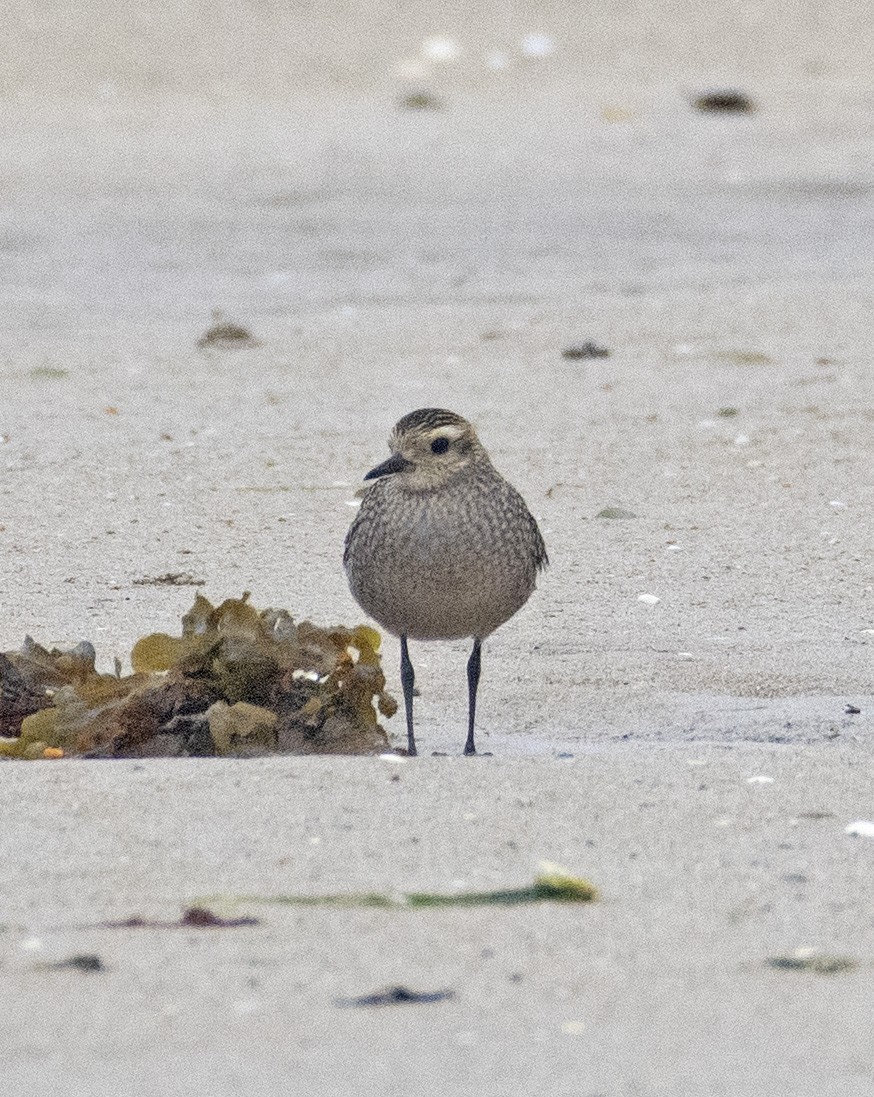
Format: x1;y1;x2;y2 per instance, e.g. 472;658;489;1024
430;425;465;441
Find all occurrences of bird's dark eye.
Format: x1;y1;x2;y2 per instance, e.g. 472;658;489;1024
431;437;450;454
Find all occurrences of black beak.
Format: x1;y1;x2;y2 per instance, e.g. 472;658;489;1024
364;453;413;480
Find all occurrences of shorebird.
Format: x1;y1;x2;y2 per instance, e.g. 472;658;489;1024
344;408;548;756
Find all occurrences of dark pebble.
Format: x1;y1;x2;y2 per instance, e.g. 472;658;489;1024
693;90;756;114
398;91;442;111
562;341;610;360
336;985;455;1007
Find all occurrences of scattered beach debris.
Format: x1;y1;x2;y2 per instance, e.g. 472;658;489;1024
336;985;454;1008
845;704;861;715
133;572;206;587
178;907;258;928
197;311;259;350
398;90;443;111
30;366;69;380
198;863;598;911
766;951;857;975
637;594;660;606
601;105;633;123
717;407;739;417
714;349;772;365
596;506;637;520
562;341;610;360
38;954;105;973
98;907;259;930
693;90;756;114
845;820;874;838
197;864;596;908
0;593;396;758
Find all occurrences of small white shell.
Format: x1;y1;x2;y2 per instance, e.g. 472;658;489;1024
520;34;555;57
421;37;460;62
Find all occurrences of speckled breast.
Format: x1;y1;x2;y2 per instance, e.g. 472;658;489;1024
345;476;540;641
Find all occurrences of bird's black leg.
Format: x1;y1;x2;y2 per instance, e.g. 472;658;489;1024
399;635;417;756
464;638;482;756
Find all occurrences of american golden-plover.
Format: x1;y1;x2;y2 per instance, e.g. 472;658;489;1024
344;408;548;756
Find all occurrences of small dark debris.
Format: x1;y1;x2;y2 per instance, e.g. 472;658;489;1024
596;506;637;520
562;341;610;360
98;907;259;930
845;704;861;715
693;90;756;114
133;573;206;587
180;906;259;928
766;954;857;975
198;318;259;350
717;407;739;418
335;985;454;1008
398;90;443;111
44;953;104;973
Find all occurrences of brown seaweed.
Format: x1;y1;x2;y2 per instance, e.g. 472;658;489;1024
0;594;396;758
96;907;259;930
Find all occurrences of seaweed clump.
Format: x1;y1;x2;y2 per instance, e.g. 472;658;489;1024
0;594;396;759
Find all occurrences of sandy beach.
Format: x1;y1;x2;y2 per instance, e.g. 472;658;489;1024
1;2;873;1093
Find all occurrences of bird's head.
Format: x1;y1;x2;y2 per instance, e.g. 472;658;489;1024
363;408;488;491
